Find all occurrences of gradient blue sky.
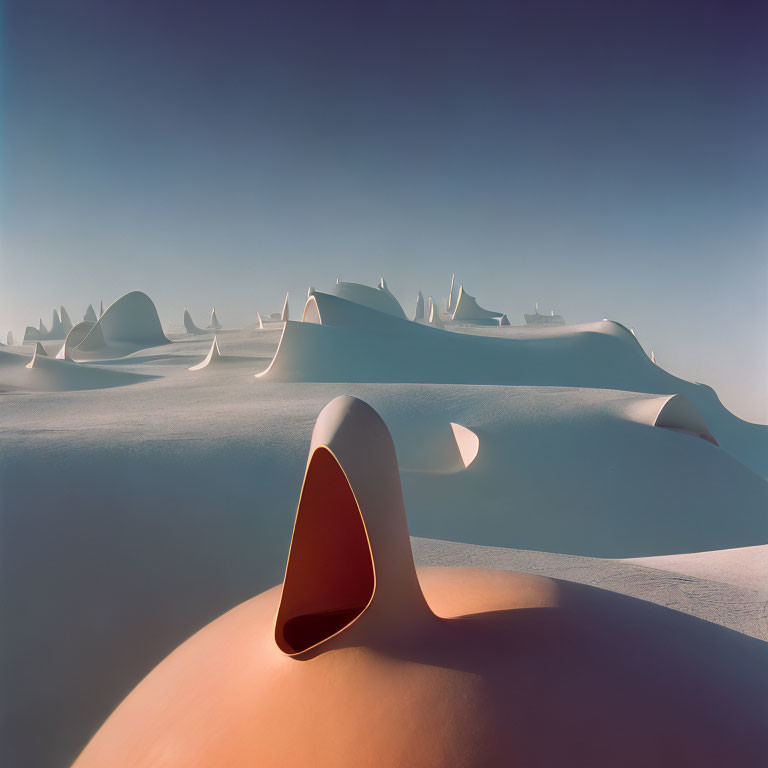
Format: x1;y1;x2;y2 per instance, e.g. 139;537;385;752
2;0;766;422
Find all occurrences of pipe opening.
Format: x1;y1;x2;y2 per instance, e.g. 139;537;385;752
275;447;375;655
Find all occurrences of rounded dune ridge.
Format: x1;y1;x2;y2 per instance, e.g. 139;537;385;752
328;279;407;319
255;302;764;476
301;291;411;332
72;397;768;768
76;291;170;356
624;544;768;592
23;350;158;391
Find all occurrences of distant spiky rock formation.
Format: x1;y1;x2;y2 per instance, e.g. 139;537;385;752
60;306;73;335
208;308;222;330
447;273;456;313
378;276;395;297
6;331;14;346
100;300;104;317
49;309;64;339
188;336;223;371
428;297;444;328
21;307;72;342
500;313;511;326
84;305;98;324
23;326;40;343
183;308;206;335
256;311;264;329
414;291;425;321
281;293;290;322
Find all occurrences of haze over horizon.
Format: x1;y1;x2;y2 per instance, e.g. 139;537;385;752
2;0;766;423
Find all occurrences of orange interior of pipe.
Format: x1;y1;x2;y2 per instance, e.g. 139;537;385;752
275;447;375;654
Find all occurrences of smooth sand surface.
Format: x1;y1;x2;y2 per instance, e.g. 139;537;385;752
413;537;768;640
624;544;768;592
1;320;766;767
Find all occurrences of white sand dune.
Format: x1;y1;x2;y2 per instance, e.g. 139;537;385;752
73;291;170;359
2;337;766;764
256;295;765;477
23;350;159;390
624;544;768;592
413;538;768;638
326;279;407;318
1;289;766;766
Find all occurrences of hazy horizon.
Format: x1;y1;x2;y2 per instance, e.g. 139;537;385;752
2;0;766;423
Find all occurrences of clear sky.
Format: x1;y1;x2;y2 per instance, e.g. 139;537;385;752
2;0;766;422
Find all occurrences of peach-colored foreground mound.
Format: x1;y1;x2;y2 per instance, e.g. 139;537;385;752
73;397;767;768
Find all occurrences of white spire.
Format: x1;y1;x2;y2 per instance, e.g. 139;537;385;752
26;341;48;368
414;291;425;321
188;336;223;371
